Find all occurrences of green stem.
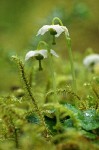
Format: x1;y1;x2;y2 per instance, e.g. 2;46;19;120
52;17;76;92
10;116;19;148
52;17;63;26
37;41;48;49
29;65;34;87
48;50;58;103
65;36;76;92
12;56;50;139
37;41;58;102
19;60;49;137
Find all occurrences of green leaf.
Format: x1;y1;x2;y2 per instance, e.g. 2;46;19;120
64;104;99;131
79;109;99;131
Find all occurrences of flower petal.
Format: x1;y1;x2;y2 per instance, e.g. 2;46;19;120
51;25;67;37
25;51;38;61
61;26;69;37
50;49;59;57
37;25;51;36
38;50;48;58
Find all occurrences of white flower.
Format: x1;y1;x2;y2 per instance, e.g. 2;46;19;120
25;49;59;61
25;50;47;61
83;54;99;68
37;25;69;37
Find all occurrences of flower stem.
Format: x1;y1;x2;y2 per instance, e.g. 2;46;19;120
48;50;58;103
65;36;76;92
37;41;48;49
52;17;63;26
52;17;76;92
37;41;58;101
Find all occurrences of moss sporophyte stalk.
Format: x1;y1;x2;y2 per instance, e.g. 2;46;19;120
37;17;76;92
12;56;50;139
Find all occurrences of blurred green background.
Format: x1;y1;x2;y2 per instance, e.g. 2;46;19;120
0;0;99;93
